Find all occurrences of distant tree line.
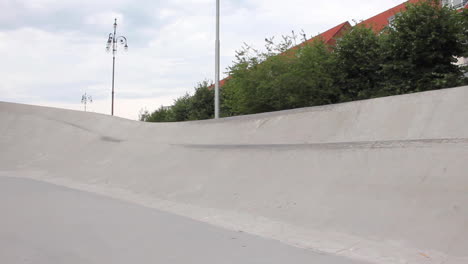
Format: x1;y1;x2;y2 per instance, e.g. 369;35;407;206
141;0;468;122
139;80;214;122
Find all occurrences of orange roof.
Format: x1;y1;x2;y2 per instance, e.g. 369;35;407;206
359;0;467;32
211;0;468;89
358;0;420;32
218;77;230;87
210;22;351;89
208;76;230;90
306;21;351;45
286;21;351;53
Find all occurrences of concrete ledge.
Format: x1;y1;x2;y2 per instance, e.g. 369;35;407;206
1;86;468;264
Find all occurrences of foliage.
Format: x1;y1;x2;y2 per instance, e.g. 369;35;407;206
291;40;339;106
139;106;173;122
334;25;382;100
222;45;296;115
170;93;192;121
189;80;214;120
460;8;468;75
381;0;468;93
222;34;338;115
141;81;214;122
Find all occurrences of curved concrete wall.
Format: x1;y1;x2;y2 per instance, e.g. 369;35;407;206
1;86;468;264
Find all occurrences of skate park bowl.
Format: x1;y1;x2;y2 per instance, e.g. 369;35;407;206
1;86;467;264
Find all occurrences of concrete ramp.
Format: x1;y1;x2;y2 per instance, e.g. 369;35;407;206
1;86;468;264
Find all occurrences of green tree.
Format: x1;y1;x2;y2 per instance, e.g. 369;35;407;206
289;40;339;107
189;80;214;120
140;106;174;122
222;33;306;115
171;93;192;121
222;36;338;115
334;25;382;100
381;0;467;93
459;8;468;76
142;81;215;122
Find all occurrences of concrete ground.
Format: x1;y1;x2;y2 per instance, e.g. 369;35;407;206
1;86;468;264
0;176;366;264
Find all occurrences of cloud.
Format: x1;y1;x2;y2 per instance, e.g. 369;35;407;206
85;12;124;29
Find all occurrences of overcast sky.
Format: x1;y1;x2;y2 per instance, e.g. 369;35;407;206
0;0;407;120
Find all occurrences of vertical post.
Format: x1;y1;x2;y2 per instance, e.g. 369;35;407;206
111;18;117;116
106;18;127;117
214;0;220;119
112;56;115;116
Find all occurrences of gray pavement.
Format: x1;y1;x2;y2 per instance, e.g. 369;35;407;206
0;176;365;264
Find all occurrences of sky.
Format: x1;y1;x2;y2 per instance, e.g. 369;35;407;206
0;0;408;120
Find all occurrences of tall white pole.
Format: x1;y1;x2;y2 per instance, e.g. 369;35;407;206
214;0;220;119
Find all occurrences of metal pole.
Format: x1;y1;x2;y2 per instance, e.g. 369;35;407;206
214;0;220;119
111;18;117;116
111;55;115;116
106;18;127;116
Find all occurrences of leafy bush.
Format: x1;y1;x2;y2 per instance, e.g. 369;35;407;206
140;81;214;122
334;25;382;100
380;0;468;93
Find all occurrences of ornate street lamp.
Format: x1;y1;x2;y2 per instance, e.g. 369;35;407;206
81;93;93;112
106;18;128;116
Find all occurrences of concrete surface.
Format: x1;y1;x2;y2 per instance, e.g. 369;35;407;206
1;86;468;264
0;176;367;264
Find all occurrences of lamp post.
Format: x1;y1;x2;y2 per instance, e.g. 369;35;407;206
106;18;128;116
81;93;93;112
214;0;220;119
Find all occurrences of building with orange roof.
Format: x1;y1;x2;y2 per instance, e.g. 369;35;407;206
358;0;420;33
212;0;467;89
359;0;466;32
211;21;351;89
304;21;351;47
